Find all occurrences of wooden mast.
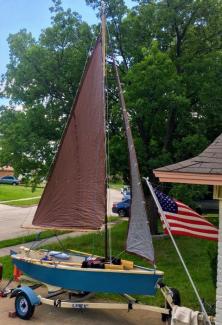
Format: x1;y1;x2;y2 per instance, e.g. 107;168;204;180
101;0;108;260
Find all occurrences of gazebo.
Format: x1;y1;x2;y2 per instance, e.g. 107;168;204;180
154;133;222;324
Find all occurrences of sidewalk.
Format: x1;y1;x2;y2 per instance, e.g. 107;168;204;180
0;189;122;241
0;219;124;257
0;231;88;257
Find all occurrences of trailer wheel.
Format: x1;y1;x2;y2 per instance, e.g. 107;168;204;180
161;287;181;323
15;292;35;320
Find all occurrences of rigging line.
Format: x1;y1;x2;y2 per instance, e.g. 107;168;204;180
114;250;126;259
101;1;109;261
29;232;56;250
20;205;36;229
55;233;66;252
106;23;113;262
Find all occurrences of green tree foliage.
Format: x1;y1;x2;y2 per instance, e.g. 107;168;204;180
0;107;55;184
0;0;93;183
122;0;222;193
86;0;130;69
125;42;189;173
101;0;222;207
0;0;222;203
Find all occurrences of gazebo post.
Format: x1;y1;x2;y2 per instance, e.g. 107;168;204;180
213;186;222;325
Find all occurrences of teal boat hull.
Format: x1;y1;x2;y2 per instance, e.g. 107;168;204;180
12;256;163;296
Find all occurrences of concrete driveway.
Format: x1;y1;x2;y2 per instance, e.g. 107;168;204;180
0;284;163;325
0;189;122;241
0;191;163;325
0;299;163;325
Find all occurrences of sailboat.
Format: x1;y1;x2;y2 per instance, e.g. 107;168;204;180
11;7;163;299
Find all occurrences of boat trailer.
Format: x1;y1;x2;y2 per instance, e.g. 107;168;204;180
0;276;215;324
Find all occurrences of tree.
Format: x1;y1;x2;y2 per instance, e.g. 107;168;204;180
125;41;189;175
86;0;130;70
105;0;222;232
1;0;222;206
0;0;93;183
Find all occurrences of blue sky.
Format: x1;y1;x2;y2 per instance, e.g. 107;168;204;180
0;0;134;105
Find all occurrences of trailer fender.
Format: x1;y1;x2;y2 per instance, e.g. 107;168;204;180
11;286;41;306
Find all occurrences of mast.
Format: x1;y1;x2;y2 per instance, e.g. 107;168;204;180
101;0;108;260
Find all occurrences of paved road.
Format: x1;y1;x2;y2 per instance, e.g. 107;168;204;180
0;189;122;241
0;283;163;325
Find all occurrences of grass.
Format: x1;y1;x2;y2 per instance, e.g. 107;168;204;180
0;230;67;250
205;213;219;227
109;182;124;190
0;183;125;207
0;183;123;206
0;184;43;206
0;221;216;310
107;216;120;222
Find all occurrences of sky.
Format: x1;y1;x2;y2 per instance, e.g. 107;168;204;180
0;0;134;106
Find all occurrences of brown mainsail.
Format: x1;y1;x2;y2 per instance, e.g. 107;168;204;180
33;39;106;230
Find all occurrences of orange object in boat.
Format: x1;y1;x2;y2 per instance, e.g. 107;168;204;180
0;263;2;282
13;265;22;281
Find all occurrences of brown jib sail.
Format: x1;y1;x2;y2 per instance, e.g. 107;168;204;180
33;39;106;230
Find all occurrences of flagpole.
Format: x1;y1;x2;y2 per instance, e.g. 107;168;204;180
144;177;211;325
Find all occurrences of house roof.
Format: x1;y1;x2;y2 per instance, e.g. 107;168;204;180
154;134;222;185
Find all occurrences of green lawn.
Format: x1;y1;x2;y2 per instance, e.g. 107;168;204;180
0;230;67;250
109;182;124;190
0;221;216;310
0;183;124;206
0;184;43;206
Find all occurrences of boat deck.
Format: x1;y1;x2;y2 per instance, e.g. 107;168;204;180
13;247;163;275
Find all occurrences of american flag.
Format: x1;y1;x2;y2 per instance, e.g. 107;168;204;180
155;190;218;241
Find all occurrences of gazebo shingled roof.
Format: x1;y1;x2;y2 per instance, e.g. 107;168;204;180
154;133;222;324
154;134;222;185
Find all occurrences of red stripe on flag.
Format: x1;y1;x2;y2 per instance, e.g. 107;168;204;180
166;221;218;234
164;228;218;241
165;214;215;226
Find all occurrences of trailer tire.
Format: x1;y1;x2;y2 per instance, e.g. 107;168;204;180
15;292;35;320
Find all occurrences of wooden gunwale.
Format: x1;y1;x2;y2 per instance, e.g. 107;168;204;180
12;255;164;275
